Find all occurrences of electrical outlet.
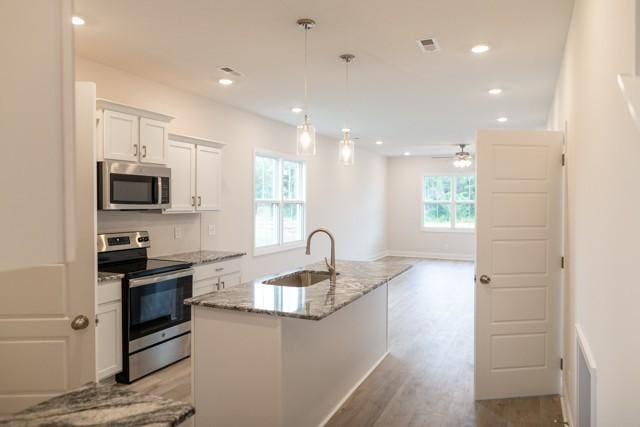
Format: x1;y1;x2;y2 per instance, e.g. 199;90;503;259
208;224;216;236
174;226;182;239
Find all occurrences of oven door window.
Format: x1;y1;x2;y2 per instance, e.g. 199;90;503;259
128;276;192;341
110;173;158;205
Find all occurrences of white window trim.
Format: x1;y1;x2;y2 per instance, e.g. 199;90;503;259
253;149;307;256
421;173;476;233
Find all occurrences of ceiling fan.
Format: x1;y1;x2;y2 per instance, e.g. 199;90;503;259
430;144;473;168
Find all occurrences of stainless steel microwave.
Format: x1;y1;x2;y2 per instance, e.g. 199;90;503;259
97;161;171;210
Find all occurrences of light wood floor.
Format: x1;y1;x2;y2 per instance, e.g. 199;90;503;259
123;259;563;426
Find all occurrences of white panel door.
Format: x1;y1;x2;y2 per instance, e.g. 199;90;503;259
0;29;96;414
475;129;563;400
139;117;169;164
166;140;196;213
103;110;139;162
196;145;221;211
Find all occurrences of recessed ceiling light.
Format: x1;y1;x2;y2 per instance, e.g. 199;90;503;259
218;78;233;86
471;44;491;54
488;88;503;95
291;107;303;113
403;152;411;156
71;16;85;26
375;140;384;145
496;116;509;123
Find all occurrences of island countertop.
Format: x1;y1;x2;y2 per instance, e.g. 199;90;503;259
184;259;412;321
0;383;194;427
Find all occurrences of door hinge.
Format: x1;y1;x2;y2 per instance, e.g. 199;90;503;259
562;153;566;166
561;256;565;269
560;357;564;370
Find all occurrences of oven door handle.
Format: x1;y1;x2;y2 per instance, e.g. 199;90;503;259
129;268;194;288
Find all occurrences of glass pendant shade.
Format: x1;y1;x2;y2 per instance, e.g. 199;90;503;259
296;115;316;155
338;132;355;165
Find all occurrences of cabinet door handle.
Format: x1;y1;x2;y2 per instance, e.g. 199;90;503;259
191;196;196;207
221;281;225;289
142;145;147;158
197;196;202;207
215;267;224;272
133;144;138;156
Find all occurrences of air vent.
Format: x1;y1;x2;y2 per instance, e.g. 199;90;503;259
417;38;440;53
219;66;243;77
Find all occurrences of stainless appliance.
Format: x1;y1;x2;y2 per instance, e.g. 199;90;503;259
97;231;193;383
97;160;171;210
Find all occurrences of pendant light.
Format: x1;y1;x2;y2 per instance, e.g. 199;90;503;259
338;54;355;166
296;18;317;155
453;144;473;168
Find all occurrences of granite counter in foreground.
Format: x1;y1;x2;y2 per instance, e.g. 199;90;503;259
184;259;412;320
158;249;245;266
0;383;194;427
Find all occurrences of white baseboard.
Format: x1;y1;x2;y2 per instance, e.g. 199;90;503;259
367;250;390;261
387;250;475;262
319;351;389;427
561;392;574;426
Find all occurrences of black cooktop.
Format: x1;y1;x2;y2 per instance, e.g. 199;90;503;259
98;258;191;279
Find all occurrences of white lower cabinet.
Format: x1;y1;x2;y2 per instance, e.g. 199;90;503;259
96;279;123;381
192;258;242;296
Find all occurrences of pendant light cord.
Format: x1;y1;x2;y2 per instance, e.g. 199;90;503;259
303;26;309;117
345;59;350;132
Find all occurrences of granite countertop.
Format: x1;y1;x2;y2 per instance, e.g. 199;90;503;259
185;260;412;321
0;383;194;427
158;249;245;266
97;271;124;283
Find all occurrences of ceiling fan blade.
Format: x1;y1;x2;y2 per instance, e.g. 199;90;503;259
431;155;454;159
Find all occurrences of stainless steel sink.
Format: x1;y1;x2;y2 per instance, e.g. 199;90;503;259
262;270;339;287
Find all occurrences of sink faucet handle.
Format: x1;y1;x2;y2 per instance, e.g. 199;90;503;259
324;257;335;272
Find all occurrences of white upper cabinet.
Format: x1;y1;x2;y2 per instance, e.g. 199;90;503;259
139;118;169;164
165;134;226;213
166;140;197;213
102;110;139;162
97;99;173;165
196;145;222;211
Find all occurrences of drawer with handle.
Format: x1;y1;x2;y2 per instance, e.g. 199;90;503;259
193;258;242;282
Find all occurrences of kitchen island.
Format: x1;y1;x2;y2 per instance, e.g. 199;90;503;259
184;259;411;427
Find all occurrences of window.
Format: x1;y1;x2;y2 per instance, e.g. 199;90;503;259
254;153;306;253
423;175;476;230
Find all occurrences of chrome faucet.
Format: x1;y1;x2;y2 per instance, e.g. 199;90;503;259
306;228;337;282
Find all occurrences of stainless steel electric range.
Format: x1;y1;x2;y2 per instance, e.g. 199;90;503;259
97;231;193;383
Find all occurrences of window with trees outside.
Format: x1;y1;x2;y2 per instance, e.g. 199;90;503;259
423;175;476;230
254;153;306;253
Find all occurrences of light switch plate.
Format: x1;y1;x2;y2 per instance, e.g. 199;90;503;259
174;226;182;239
208;224;216;236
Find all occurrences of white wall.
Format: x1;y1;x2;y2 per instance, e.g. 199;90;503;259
548;0;640;424
76;58;388;280
387;156;475;260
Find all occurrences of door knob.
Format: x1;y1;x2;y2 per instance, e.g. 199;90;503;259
479;275;491;285
71;314;90;330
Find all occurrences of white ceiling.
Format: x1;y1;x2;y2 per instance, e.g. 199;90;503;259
74;0;574;156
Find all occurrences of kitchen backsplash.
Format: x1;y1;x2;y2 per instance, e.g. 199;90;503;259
97;211;219;257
